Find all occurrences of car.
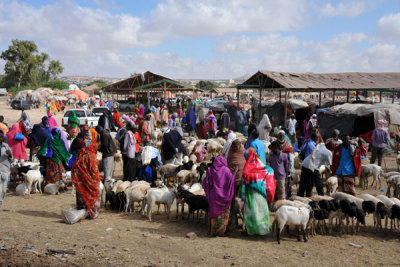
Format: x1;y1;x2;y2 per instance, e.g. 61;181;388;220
62;109;98;128
92;107;110;117
0;88;7;96
11;100;33;110
118;100;136;111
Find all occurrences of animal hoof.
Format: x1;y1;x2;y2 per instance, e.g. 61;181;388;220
304;239;308;243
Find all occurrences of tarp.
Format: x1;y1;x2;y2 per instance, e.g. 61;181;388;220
287;99;308;110
68;90;89;100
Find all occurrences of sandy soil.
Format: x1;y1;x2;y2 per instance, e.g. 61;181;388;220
1;97;400;267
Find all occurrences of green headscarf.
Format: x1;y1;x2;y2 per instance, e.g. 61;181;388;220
68;111;80;128
37;129;72;167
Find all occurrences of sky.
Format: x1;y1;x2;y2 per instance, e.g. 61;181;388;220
0;0;400;79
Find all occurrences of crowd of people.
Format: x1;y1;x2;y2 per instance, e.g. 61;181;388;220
0;98;393;238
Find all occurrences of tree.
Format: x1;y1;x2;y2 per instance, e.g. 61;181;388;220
0;39;64;88
195;80;218;91
42;80;68;90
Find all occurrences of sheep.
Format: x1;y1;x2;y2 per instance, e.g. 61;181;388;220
15;183;29;196
61;171;74;195
124;182;150;214
291;170;301;188
206;142;223;158
142;186;177;221
312;208;329;235
104;177;116;193
359;164;383;190
159;163;179;184
111;180;123;193
389;197;400;231
175;161;194;173
339;199;365;234
115;181;131;194
359;193;388;232
274;206;311;244
382;171;400;179
196;163;208;182
270;200;311;212
106;191;127;212
289;196;313;205
44;180;65;195
326;176;338;195
21;170;43;197
374;195;400;231
176;169;200;185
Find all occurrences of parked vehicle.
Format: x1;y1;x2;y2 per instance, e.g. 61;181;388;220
118;100;136;111
92;107;110;117
62;109;98;128
0;88;8;96
11;100;33;110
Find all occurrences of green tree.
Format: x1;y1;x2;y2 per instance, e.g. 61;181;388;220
42;80;68;90
195;80;218;91
0;39;64;88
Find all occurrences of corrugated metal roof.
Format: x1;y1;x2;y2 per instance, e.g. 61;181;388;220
241;71;400;90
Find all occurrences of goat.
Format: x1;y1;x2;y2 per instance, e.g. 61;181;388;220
326;176;338;195
21;170;43;197
274;206;310;244
143;186;177;221
360;164;383;190
44;180;65;195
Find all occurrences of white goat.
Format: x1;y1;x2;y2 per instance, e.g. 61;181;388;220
360;164;383;190
44;180;65;195
274;206;311;244
143;186;177;221
326;176;338;195
21;170;43;197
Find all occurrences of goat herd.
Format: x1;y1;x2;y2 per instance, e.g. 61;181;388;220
8;129;400;244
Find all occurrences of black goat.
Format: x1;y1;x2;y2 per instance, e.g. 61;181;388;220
207;157;215;168
196;163;208;182
216;130;226;138
107;191;127;212
175;161;194;173
180;189;209;221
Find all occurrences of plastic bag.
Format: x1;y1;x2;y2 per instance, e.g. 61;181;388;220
61;209;87;224
14;133;25;141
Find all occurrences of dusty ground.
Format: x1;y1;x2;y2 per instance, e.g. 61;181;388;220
0;97;400;267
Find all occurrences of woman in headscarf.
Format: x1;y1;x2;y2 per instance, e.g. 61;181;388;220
169;113;177;129
155;106;161;127
184;106;196;136
138;103;145;116
245;128;267;166
37;128;73;184
19;110;32;136
142;114;152;146
67;111;80;139
150;106;157;132
56;101;61;112
370;119;390;166
227;139;245;196
195;121;208;140
50;101;57;115
203;156;236;236
6;124;27;160
205;110;217;138
191;141;207;163
176;104;184;121
123;123;137;181
27;121;48;162
62;141;101;224
257;114;272;142
112;108;124;131
244;123;257;150
242;147;274;235
161;105;169;125
47;113;58;129
307;114;318;138
311;127;324;144
162;129;184;163
222;132;236;158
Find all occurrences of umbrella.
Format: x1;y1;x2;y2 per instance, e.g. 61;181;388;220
68;90;89;100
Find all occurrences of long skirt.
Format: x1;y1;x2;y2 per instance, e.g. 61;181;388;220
208;204;234;237
46;158;65;184
102;156;114;179
243;187;270;235
124;157;137;181
338;175;356;196
76;191;100;220
238;124;248;136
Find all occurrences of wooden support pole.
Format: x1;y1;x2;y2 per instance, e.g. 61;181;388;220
392;91;395;103
379;90;382;103
332;89;336;106
284;89;288;126
279;90;282;103
346;90;349;103
319;90;322;107
259;82;262;121
236;87;240;111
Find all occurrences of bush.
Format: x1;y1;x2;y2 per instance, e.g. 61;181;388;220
41;80;68;90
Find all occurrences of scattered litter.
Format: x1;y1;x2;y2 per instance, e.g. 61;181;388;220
382;240;387;243
25;244;36;249
26;249;40;255
45;243;52;246
348;242;364;248
3;237;14;241
274;256;279;260
223;255;234;260
123;248;129;252
143;232;151;237
380;189;386;192
0;246;6;250
302;251;309;257
161;235;167;238
186;232;197;240
106;228;113;231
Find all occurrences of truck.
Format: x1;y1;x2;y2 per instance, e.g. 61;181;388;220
62;109;98;129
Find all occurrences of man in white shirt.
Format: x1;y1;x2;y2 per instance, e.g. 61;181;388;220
286;114;297;146
298;143;332;197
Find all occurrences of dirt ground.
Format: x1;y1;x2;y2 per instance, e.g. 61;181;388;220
0;97;400;267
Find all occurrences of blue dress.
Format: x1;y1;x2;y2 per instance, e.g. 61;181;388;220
336;146;356;176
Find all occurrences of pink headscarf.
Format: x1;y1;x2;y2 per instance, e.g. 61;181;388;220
122;114;134;125
378;119;388;129
6;124;27;160
47;113;59;129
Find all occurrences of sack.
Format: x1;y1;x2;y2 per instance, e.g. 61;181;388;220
14;133;25;141
61;209;87;224
243;149;276;204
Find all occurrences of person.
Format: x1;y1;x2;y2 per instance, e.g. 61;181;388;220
112;109;123;131
245;128;267;164
161;105;169;125
67;111;80;139
286;114;297;145
0;130;12;209
242;147;274;235
221;109;230;130
370;119;390;166
325;129;342;151
19;110;32;136
6;124;28;160
96;126;117;179
301;132;317;159
244;123;257;150
47;113;58;129
191;141;207;163
257;114;272;142
168;113;177;129
205;110;217;138
331;135;363;196
123;123;137;181
203;156;236;236
37;128;73;184
311;128;324;144
149;107;156;133
141;145;162;185
237;107;248;136
184;106;196;136
303;115;310;140
269;141;288;200
195;121;208;140
222;132;236;158
175;122;184;138
227;139;245;196
307;114;318;138
0;116;8;134
155;106;161;127
98;110;115;132
162;129;185;164
27;122;48;162
62;141;101;224
298;142;332;197
142;114;152;146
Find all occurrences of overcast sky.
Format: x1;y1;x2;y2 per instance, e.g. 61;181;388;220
0;0;399;79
